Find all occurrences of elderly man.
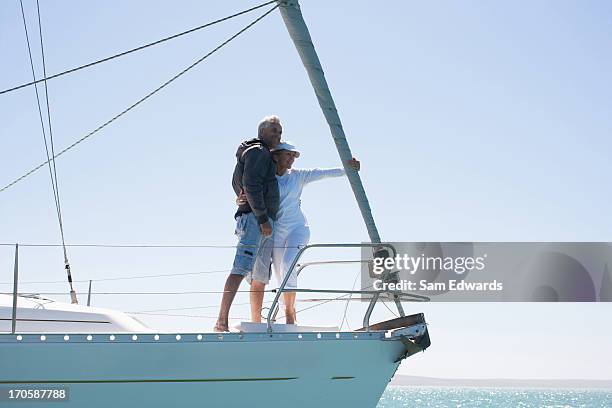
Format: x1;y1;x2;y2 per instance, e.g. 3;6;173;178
214;115;281;332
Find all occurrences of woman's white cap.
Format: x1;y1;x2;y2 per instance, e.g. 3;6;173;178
271;141;300;157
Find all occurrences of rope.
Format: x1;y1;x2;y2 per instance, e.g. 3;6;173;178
0;1;277;96
0;3;279;193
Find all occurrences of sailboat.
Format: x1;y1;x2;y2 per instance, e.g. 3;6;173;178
0;1;430;407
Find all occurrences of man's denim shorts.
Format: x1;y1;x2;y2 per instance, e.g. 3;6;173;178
231;212;274;285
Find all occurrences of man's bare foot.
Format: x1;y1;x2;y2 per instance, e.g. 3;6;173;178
214;321;229;332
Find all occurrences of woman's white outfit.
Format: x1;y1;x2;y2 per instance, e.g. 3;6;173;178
272;167;346;289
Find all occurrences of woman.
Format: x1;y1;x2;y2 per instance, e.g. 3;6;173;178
238;141;360;324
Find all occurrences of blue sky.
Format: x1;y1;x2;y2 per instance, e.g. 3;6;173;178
1;0;611;379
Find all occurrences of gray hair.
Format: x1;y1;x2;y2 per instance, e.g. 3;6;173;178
258;115;282;137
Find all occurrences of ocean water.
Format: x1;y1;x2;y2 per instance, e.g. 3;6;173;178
377;386;612;408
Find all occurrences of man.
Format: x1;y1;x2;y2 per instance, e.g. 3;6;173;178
214;115;281;332
236;143;360;325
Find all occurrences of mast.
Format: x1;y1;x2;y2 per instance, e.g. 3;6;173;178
277;0;381;244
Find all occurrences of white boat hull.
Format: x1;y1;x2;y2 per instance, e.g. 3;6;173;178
0;331;414;408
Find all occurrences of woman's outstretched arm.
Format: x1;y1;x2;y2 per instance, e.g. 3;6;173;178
300;158;360;185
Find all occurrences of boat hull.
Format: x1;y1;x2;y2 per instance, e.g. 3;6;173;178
0;331;407;408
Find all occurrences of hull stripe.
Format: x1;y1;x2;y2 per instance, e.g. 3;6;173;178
0;377;299;384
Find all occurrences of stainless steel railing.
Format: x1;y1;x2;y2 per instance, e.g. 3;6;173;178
268;259;370;322
265;242;428;332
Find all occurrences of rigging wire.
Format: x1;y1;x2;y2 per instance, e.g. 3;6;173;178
2;289;276;295
0;268;231;285
273;283;425;324
5;3;408;328
274;284;374;322
0;242;299;248
0;0;277;96
130;302;251;313
127;312;249;320
18;0;57;209
0;3;279;194
36;0;78;304
18;0;77;303
339;269;361;331
35;0;62;221
129;300;273;314
135;300;398;322
382;297;400;318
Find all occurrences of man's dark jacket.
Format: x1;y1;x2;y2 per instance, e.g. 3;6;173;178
232;138;279;224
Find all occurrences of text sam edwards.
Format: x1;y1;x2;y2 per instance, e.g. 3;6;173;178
373;279;503;291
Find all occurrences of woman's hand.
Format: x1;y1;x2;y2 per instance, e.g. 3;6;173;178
347;158;360;171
